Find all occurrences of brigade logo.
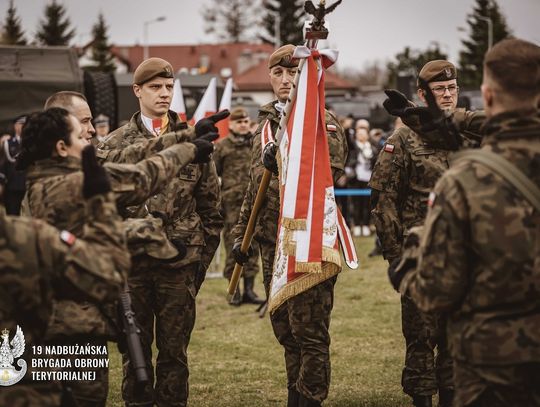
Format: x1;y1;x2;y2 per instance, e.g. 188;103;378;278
0;326;27;386
444;68;452;78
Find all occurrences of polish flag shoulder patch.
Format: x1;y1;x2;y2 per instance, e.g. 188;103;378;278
326;124;337;132
384;143;395;153
60;230;77;246
428;191;437;208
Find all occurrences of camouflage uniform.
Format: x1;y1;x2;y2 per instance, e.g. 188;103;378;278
22;141;196;406
99;110;223;407
0;193;127;406
401;109;540;407
369;109;485;397
233;101;347;402
213;131;260;280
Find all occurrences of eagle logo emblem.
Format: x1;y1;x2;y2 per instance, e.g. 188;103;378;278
444;68;452;78
0;326;27;386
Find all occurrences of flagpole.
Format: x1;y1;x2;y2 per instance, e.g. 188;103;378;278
227;0;340;298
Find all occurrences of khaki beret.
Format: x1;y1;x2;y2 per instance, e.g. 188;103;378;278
268;44;298;69
230;107;249;121
417;60;457;86
133;57;174;85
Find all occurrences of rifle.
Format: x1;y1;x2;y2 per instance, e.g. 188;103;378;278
227;0;342;298
119;282;149;383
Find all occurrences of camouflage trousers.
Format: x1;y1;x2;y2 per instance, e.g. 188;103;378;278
122;262;197;407
223;220;260;280
401;294;453;396
454;360;540;407
259;241;336;403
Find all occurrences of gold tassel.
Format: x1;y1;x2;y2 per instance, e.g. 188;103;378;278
268;262;341;314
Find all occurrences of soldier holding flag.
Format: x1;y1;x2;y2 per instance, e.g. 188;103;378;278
233;27;351;406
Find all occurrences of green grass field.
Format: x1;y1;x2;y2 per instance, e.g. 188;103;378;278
107;237;410;406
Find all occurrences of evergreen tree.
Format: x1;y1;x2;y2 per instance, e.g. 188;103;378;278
386;43;448;89
1;0;27;45
260;0;305;47
36;0;75;46
87;13;115;72
458;0;511;89
202;0;258;43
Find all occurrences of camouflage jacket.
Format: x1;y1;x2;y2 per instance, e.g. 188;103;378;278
23;142;195;339
232;101;348;244
213;131;253;223
98;110;223;270
401;109;540;365
369;109;484;261
0;192;126;354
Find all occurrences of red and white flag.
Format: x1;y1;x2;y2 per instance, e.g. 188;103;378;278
268;46;358;314
216;77;233;140
170;78;187;122
190;77;217;124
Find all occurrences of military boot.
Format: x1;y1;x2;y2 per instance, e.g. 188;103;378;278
412;395;432;407
298;393;321;407
228;279;242;306
438;389;454;407
287;387;300;407
242;276;265;304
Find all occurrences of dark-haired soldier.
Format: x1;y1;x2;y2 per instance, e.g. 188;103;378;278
213;107;263;305
369;61;485;407
18;107;214;406
0;137;128;406
394;38;540;407
97;57;224;407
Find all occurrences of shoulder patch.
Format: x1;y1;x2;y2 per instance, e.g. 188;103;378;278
384;144;395;153
326;124;337;132
60;230;77;246
428;191;437;207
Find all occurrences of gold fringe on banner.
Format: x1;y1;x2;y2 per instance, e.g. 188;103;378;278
268;262;341;314
282;217;307;230
282;242;341;265
296;262;322;274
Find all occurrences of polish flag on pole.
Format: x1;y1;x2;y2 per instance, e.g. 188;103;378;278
268;46;358;314
170;78;187;122
216;77;233;140
190;77;217;124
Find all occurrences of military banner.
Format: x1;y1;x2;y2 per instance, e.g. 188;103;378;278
268;46;357;314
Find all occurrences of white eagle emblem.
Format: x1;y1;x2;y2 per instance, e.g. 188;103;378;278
0;326;27;386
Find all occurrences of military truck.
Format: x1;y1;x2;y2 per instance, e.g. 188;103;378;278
0;45;118;133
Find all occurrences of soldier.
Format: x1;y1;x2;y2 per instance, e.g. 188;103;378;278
390;38;540;407
0;142;128;406
232;45;348;407
213;106;263;305
369;60;485;407
92;114;110;145
45;91;95;141
98;57;224;407
17;105;214;406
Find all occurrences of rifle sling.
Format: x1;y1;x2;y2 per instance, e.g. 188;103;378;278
452;149;540;213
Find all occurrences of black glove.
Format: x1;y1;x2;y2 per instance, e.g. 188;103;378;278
194;110;230;138
82;145;111;199
262;142;279;175
169;238;187;261
191;132;219;163
383;89;411;117
232;241;253;266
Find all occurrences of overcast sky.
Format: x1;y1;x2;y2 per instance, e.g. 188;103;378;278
2;0;539;71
